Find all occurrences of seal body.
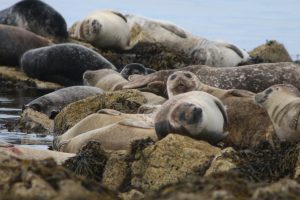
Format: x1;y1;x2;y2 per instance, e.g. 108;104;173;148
24;86;103;119
69;10;131;50
126;14;249;67
83;69;128;91
154;91;228;144
124;62;300;95
120;63;156;80
21;43;116;84
254;84;300;142
0;24;50;66
0;0;68;41
58;119;157;153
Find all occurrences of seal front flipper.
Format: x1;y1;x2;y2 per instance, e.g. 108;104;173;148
119;119;153;129
227;89;255;97
222;43;244;59
159;23;187;38
213;99;229;127
97;109;122;116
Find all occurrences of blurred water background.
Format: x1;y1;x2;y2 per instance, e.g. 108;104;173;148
0;0;299;148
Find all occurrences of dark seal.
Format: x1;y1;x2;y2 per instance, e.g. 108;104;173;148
0;0;68;41
21;43;117;85
120;63;156;79
24;86;103;119
0;24;50;66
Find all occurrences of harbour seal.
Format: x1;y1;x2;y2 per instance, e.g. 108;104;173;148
254;84;300;142
83;69;128;91
21;43;116;84
124;62;300;96
24;86;103;119
154;91;228;144
0;24;51;66
126;14;249;67
69;10;131;50
53;109;154;149
0;141;75;164
120;63;156;80
58;119;157;153
0;0;68;41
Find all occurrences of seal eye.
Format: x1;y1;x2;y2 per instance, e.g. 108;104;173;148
170;74;177;80
265;88;273;95
184;73;192;78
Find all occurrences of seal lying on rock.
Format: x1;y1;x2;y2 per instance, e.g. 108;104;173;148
0;140;75;164
126;14;249;67
0;0;68;41
154;91;228;144
58;119;157;153
165;71;275;149
53;108;154;149
120;63;156;80
21;43;116;84
124;62;300;95
0;24;51;66
254;84;300;142
69;10;131;50
24;86;103;119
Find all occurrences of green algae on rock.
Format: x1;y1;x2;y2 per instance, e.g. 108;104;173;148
54;89;147;135
249;40;292;63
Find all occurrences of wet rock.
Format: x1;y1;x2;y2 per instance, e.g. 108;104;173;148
249;40;292;63
0;66;62;90
18;108;54;134
130;134;221;192
0;153;118;200
54;89;147;135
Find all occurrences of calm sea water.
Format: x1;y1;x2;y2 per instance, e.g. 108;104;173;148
1;0;300;59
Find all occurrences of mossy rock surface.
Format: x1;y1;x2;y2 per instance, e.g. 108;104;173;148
249;40;292;63
54;89;147;135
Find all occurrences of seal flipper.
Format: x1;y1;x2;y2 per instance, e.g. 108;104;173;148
0;140;14;147
223;43;244;59
154;120;172;139
213;99;229;128
119;119;153;129
110;11;127;23
227;89;254;97
97;109;123;116
159;23;187;38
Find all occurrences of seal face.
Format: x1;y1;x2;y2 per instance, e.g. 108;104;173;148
254;84;300;142
154;91;228;144
120;63;156;80
167;71;200;98
69;10;131;50
0;0;68;41
0;24;50;66
24;86;103;119
21;43;116;85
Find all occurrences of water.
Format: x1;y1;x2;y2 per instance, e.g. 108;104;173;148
0;88;53;149
1;0;300;59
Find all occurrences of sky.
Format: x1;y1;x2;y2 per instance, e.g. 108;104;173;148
1;0;300;59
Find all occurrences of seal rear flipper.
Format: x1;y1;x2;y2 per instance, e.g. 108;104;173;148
119;119;153;129
97;109;123;116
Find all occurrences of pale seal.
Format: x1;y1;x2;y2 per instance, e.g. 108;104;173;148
154;91;228;144
58;119;157;153
254;84;300;142
0;0;68;41
20;43;116;85
69;10;131;50
24;86;103;119
83;69;128;91
126;14;250;67
0;24;51;66
120;63;156;80
124;62;300;96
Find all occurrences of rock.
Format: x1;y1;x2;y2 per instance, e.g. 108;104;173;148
54;89;147;135
119;189;145;200
18;108;54;134
252;179;300;200
249;40;292;63
0;153;118;200
0;66;62;90
130;134;221;192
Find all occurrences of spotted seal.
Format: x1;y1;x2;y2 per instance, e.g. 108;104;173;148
254;84;300;142
154;91;228;144
0;0;68;41
120;63;156;80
